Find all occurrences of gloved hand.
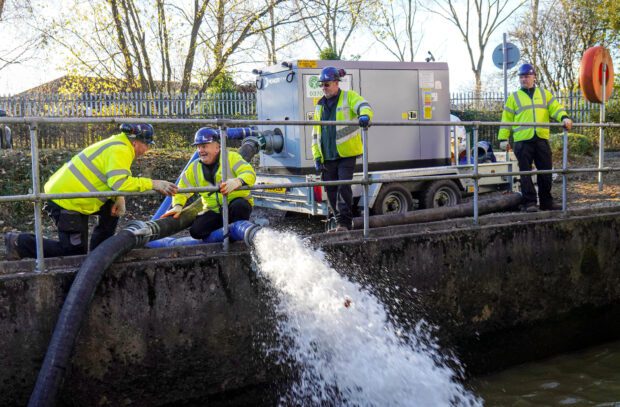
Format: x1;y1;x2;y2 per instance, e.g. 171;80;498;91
111;196;126;217
358;114;370;129
152;180;178;196
161;204;183;219
314;159;323;174
220;178;243;195
499;141;511;151
562;118;573;131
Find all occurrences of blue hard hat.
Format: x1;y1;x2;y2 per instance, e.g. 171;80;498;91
319;66;344;82
192;127;220;145
518;63;536;76
120;123;155;145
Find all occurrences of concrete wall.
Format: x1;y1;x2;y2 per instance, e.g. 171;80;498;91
1;208;620;405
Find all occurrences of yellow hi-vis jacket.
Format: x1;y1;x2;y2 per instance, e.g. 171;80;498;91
172;150;256;213
498;87;568;142
45;133;153;214
311;90;374;162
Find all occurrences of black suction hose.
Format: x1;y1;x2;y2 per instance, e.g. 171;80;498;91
28;200;203;407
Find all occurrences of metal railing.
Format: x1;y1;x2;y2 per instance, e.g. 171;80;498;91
2;116;620;273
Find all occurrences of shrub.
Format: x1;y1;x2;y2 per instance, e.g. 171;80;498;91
549;132;595;156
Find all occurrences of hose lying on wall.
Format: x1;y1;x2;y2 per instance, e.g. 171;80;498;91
146;220;262;248
352;192;522;229
28;199;204;407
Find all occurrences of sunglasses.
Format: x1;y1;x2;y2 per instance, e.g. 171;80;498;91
320;82;332;88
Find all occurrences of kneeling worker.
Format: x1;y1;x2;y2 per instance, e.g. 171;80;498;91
4;123;178;260
162;127;256;239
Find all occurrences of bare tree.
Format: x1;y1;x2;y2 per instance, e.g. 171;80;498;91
370;0;422;61
426;0;526;96
41;0;293;93
0;0;44;73
294;0;368;59
511;0;609;93
256;0;310;65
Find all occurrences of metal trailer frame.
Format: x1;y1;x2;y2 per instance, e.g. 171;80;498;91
252;159;517;216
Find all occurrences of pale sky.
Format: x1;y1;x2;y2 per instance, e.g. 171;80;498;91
0;5;514;95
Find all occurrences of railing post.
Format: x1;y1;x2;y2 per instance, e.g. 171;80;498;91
362;127;370;238
473;124;479;225
562;128;568;212
220;124;230;252
598;63;607;191
29;122;45;272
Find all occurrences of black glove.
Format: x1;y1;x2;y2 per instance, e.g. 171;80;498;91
314;159;323;174
358;114;370;129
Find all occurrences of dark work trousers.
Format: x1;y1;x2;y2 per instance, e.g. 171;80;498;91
16;199;119;258
322;156;356;229
514;135;554;208
189;198;252;240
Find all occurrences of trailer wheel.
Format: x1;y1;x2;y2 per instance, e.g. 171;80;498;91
421;180;461;209
372;184;413;215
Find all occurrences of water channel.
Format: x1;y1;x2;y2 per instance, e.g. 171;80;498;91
251;216;620;406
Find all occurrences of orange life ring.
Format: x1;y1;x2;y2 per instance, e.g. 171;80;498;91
579;46;614;103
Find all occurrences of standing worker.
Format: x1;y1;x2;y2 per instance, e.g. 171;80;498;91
4;123;178;260
498;63;573;212
312;66;374;232
161;128;256;240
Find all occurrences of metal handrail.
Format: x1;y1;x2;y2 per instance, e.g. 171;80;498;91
1;117;618;272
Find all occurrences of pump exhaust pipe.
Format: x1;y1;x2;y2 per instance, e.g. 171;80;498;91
352;192;522;229
229;127;284;162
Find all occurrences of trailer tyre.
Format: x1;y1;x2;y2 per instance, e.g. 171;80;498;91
372;183;413;215
421;180;461;209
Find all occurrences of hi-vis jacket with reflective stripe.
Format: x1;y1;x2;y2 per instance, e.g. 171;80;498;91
498;87;568;142
311;90;374;162
172;150;255;214
45;133;153;214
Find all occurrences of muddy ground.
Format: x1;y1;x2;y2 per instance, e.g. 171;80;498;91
2;151;620;260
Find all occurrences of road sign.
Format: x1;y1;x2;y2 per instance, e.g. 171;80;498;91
492;43;520;69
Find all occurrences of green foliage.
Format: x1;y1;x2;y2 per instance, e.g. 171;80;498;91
587;98;620;149
549;132;595;156
319;48;340;60
207;70;238;93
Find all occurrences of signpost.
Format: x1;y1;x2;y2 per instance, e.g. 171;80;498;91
492;34;520;103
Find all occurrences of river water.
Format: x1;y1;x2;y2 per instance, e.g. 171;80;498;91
473;340;620;406
249;225;620;406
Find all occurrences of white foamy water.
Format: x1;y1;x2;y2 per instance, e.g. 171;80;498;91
252;229;482;406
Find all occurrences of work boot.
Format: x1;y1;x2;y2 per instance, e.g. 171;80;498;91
540;202;562;211
4;232;21;261
522;203;539;213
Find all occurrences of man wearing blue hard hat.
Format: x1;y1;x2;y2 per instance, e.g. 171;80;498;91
162;127;256;240
498;63;573;212
311;66;374;232
4;123;178;260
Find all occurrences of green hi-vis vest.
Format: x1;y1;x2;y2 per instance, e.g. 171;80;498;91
45;133;153;214
498;87;568;142
311;90;374;162
172;150;256;213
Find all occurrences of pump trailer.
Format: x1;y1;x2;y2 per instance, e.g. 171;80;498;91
245;60;518;216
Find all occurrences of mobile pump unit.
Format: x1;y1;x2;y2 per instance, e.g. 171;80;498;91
247;60;517;216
